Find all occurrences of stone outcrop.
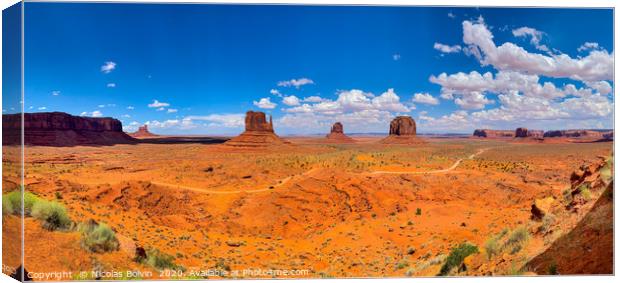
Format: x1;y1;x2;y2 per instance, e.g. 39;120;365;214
543;130;608;139
389;116;416;136
381;116;425;144
130;125;158;138
472;129;514;138
326;122;355;143
515;127;544;138
245;111;274;132
224;111;289;147
2;112;135;146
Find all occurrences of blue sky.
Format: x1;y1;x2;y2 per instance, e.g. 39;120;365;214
15;3;614;134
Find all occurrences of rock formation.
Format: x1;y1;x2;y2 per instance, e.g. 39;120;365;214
326;122;355;143
389;116;416;136
380;116;425;144
515;127;544;139
224;111;289;147
472;129;514;138
543;129;608;139
2;112;135;146
130;125;158;138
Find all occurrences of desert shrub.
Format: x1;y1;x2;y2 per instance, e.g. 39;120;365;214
562;188;572;204
2;195;13;215
416;208;422;215
504;226;529;254
580;187;592;201
79;222;119;253
3;191;41;216
484;237;500;260
548;263;558;275
396;259;409;269
146;249;178;270
540;213;556;234
438;242;479;276
31;200;71;231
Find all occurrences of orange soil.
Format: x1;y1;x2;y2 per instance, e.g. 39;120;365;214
2;138;613;279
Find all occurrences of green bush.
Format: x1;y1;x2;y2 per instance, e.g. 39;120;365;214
438;243;479;276
31;200;71;231
504;226;529;254
79;222;120;253
2;191;41;216
484;237;500;260
146;249;178;270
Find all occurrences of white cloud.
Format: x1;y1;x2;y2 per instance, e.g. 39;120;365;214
585;80;612;95
253;97;277;109
429;70;603;110
512;26;549;52
80;110;103;117
577;42;599;52
156;107;166;111
148;100;170;108
370;88;410;112
412;92;440;105
454;91;494;110
126;106;135;110
51;90;60;96
37;107;47;110
100;61;116;74
107;83;116;88
277;78;314;88
98;104;106;108
462;18;613;82
393;54;401;61
285;88;409;115
270;89;283;97
282;95;301;106
434;42;462;53
448;12;456;18
167;108;178;113
183;114;245;128
302;96;326;103
123;121;140;132
145;119;183;129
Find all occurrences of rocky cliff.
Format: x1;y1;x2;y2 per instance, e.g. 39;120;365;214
2;112;135;146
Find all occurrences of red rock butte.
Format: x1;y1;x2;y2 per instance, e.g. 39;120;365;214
2;112;135;146
326;122;355;143
224;111;289;147
130;125;158;138
380;116;426;144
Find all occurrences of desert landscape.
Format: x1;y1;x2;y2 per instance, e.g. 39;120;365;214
2;111;613;279
2;3;614;280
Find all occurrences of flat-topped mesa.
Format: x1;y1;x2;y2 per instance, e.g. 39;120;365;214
381;116;425;144
2;112;135;146
472;129;514;138
326;122;355;143
224;111;289;147
543;129;609;139
515;127;544;138
130;125;158;138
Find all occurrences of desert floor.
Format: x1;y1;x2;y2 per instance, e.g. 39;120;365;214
2;137;613;279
